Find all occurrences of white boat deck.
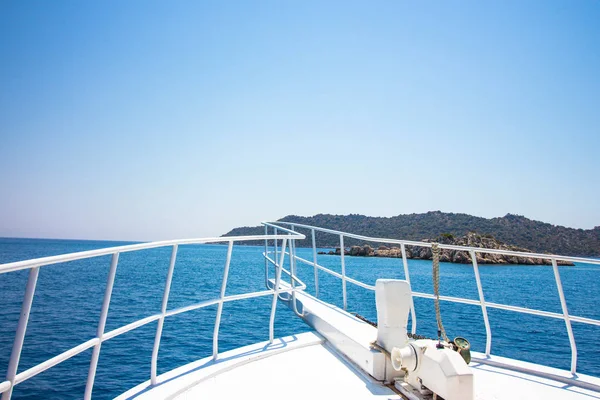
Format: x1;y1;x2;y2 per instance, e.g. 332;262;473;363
118;288;600;400
117;330;600;400
470;354;600;400
117;332;400;400
178;339;399;400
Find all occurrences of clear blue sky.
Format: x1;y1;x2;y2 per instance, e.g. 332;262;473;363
1;1;599;241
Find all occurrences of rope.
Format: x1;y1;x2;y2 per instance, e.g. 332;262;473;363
432;243;449;342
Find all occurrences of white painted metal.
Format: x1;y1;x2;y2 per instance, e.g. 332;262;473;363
0;234;304;275
391;345;417;371
273;280;388;381
278;278;600;397
340;234;347;311
401;243;417;334
280;249;598;327
289;238;304;317
470;351;600;394
264;225;269;287
84;253;119;400
269;239;287;343
291;253;374;289
570;315;600;326
274;228;279;266
165;299;220;318
103;315;162;341
263;254;308;290
311;229;319;298
375;279;411;352
289;226;297;312
0;382;9;395
16;338;98;385
266;221;600;376
395;339;474;400
261;222;306;236
269;221;600;266
0;232;303;398
151;244;178;384
412;292;480;305
213;241;234;360
552;258;578;373
2;267;40;400
470;250;492;356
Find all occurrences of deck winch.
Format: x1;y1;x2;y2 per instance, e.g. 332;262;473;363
375;279;474;400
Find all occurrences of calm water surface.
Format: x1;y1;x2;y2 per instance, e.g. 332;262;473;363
1;238;599;399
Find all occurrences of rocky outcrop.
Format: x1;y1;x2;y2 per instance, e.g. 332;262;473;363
223;212;600;256
326;232;574;266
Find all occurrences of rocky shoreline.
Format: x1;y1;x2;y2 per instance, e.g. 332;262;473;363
317;232;574;266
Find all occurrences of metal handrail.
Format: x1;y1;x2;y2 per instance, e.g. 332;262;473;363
269;221;600;266
0;232;305;400
265;221;600;375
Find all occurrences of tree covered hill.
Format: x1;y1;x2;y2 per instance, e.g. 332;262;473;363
222;212;600;256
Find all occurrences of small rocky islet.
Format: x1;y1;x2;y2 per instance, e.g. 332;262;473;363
317;232;574;266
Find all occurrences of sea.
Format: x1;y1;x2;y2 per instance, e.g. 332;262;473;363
1;237;599;399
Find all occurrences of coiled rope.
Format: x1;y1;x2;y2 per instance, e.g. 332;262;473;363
432;243;449;342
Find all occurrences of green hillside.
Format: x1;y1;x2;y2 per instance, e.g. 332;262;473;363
223;211;600;256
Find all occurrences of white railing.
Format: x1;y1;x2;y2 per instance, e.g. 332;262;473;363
264;221;600;375
0;232;305;400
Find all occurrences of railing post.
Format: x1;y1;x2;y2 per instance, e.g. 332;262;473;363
289;237;304;316
290;238;296;298
264;225;269;288
289;226;297;300
269;239;287;343
2;267;40;400
84;253;119;400
274;228;279;266
400;244;417;334
552;258;577;374
213;241;234;360
340;235;347;311
470;250;492;356
311;229;319;298
151;245;178;384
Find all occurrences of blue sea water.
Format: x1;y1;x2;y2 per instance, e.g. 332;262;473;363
1;237;599;399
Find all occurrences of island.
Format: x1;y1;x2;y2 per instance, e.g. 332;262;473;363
223;212;600;257
318;232;574;266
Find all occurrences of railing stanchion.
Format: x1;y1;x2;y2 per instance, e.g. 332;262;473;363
274;228;279;266
151;245;178;384
552;258;577;374
84;253;119;400
269;239;288;343
470;250;492;356
289;226;303;310
290;238;296;304
2;267;40;400
401;244;417;334
311;229;319;298
340;234;347;310
289;237;304;316
264;225;269;288
213;241;234;360
290;227;296;298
